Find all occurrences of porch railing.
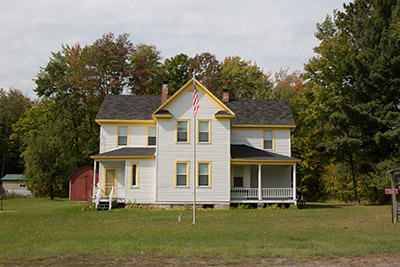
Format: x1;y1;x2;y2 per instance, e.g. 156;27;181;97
262;188;293;198
231;188;258;199
231;188;293;199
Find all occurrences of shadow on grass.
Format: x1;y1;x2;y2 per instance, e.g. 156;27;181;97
303;203;347;209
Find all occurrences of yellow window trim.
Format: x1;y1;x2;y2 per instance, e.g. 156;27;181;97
175;161;190;187
146;126;156;147
96;119;156;126
116;125;130;147
197;119;211;143
152;79;236;118
129;161;139;187
231;165;246;188
197;161;211;187
262;130;275;150
103;168;118;197
175;119;190;143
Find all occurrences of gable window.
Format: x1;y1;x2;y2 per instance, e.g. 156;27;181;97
198;162;211;186
130;162;139;187
198;120;210;143
147;126;156;146
176;120;189;143
263;130;274;150
117;126;128;146
233;166;245;188
176;161;189;186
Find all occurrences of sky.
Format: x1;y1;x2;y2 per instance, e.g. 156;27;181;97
0;0;348;98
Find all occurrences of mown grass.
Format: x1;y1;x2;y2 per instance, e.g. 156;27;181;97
0;198;399;263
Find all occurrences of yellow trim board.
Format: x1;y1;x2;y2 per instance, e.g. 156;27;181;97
197;161;211;187
96;119;156;126
129;161;139;187
231;159;300;165
232;124;295;130
175;161;190;187
91;156;155;160
152;78;236;117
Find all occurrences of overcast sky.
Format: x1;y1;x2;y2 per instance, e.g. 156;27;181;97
0;0;348;98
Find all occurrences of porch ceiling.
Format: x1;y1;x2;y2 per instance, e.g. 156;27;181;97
231;144;299;163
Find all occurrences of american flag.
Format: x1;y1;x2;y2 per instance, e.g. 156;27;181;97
193;79;199;114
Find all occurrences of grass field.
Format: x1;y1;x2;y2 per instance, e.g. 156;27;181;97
1;198;400;265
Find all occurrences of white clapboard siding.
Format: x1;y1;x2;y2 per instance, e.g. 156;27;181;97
100;126;117;153
156;91;230;203
130;126;146;147
231;129;262;149
274;130;291;157
125;160;156;203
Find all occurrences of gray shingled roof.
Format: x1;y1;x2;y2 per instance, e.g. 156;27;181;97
226;99;295;125
96;95;295;126
231;145;299;161
96;95;161;120
93;147;156;157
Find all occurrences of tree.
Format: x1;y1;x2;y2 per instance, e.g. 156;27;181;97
129;43;163;95
305;1;400;203
0;89;32;178
163;53;190;94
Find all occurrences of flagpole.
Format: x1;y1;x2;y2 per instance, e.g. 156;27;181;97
192;76;197;224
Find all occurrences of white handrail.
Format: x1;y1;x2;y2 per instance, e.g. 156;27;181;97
231;188;293;199
108;186;114;210
95;187;102;209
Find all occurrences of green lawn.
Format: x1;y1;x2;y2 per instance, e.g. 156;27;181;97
0;198;399;264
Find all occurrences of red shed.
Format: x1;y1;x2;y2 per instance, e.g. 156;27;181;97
69;166;99;201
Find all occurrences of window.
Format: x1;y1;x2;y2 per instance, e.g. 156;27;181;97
176;162;189;186
176;120;189;143
233;166;245;187
263;130;274;150
198;120;210;143
198;162;211;186
147;126;156;146
130;162;139;187
117;126;128;146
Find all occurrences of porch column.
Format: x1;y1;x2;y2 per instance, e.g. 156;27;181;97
293;164;297;202
258;164;262;200
93;160;97;198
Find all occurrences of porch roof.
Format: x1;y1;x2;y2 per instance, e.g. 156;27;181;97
91;147;156;160
231;145;299;164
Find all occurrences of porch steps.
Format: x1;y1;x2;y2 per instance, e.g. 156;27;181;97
97;198;111;210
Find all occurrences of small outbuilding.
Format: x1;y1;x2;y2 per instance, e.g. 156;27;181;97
1;174;31;196
69;166;99;201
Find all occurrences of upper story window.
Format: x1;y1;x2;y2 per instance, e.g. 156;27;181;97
198;120;210;143
176;120;189;143
176;161;189;186
147;126;156;146
263;130;274;150
117;126;128;146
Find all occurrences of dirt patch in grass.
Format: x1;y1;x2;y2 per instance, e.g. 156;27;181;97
1;254;400;266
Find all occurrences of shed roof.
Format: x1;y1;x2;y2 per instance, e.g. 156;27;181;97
92;147;156;158
231;145;299;162
1;174;25;181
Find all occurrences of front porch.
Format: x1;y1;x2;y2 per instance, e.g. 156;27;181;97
231;188;294;203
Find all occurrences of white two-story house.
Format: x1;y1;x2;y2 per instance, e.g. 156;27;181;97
91;79;299;209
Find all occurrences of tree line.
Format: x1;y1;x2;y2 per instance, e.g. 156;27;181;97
1;0;399;203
